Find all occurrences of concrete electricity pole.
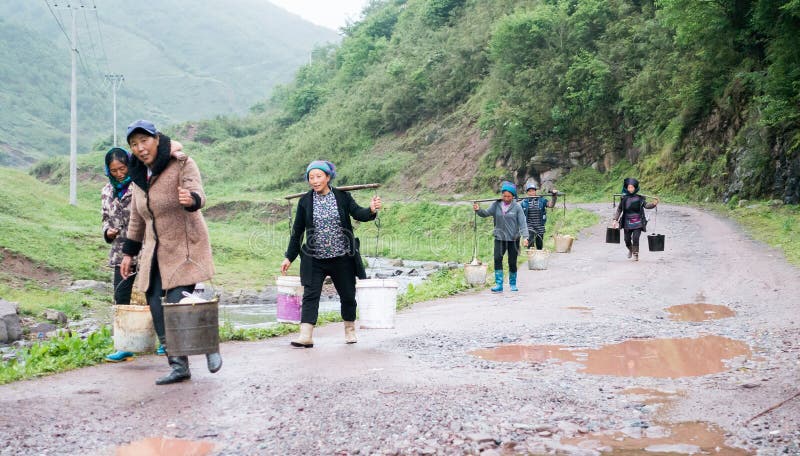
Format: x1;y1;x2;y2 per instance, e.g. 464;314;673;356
105;74;124;147
69;6;78;206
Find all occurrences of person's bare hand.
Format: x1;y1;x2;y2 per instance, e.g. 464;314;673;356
178;187;193;207
107;228;119;240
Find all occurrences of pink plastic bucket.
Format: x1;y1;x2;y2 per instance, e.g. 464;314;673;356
276;276;302;323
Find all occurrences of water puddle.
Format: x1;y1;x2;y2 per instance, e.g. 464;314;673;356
114;437;215;455
565;306;593;313
666;303;735;322
469;335;751;378
564;421;750;455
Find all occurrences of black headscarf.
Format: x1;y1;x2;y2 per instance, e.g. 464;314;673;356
622;177;639;195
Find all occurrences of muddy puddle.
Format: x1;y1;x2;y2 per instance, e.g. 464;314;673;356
565;306;593;314
565;421;750;455
470;335;751;378
665;303;735;321
113;437;215;455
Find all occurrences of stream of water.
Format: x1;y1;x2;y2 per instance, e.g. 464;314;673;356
219;258;452;328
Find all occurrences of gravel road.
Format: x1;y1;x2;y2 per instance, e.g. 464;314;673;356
1;203;798;455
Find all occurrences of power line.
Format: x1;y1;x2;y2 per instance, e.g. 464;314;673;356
43;0;71;46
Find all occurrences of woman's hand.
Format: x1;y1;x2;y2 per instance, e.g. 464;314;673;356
280;258;292;275
370;196;382;213
106;228;119;240
522;238;529;247
473;203;479;211
178;187;194;207
120;255;133;279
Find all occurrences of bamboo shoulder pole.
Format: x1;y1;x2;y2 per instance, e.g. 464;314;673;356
284;183;381;200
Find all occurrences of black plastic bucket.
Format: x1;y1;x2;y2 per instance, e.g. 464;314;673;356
647;233;665;252
163;298;220;356
605;227;620;244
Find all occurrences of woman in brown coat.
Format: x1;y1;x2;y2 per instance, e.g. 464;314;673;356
120;119;220;385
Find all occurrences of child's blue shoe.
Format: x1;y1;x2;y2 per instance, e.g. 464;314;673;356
105;350;134;362
509;272;518;292
156;345;166;356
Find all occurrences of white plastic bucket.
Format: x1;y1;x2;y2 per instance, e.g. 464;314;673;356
527;249;549;270
553;234;574;253
356;279;399;329
113;304;157;353
463;263;488;285
275;275;303;323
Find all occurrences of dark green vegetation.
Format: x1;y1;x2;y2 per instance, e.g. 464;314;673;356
0;0;338;165
2;0;799;381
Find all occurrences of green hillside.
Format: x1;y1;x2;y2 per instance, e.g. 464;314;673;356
0;0;338;164
166;0;799;204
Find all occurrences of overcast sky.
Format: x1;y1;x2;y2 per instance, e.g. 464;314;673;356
269;0;371;31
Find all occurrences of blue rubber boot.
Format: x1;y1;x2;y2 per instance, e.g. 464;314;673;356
491;270;503;293
156;345;166;356
509;272;518;292
105;350;134;362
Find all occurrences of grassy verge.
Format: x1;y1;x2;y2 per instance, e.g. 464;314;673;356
721;201;800;266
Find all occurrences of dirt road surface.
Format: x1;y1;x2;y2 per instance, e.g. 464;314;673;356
1;204;798;455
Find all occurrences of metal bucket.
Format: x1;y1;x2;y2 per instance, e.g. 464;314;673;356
463;262;488;285
527;249;549;270
357;279;398;329
647;233;665;252
163;297;220;356
275;275;303;324
553;234;574;253
112;304;157;353
605;227;620;244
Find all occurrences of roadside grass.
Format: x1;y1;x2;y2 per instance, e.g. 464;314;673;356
0;326;113;385
722;202;800;267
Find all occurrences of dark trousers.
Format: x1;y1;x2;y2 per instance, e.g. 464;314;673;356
113;265;134;305
147;256;194;360
301;256;357;325
493;239;520;273
624;228;642;248
527;232;544;250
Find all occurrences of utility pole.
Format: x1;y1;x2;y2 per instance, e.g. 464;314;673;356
69;6;78;206
105;74;124;147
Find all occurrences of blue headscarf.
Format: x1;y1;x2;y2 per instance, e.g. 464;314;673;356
500;181;517;198
306;160;336;181
622;177;639;195
104;147;132;199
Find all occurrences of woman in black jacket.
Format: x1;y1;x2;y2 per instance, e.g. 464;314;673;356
280;161;382;347
614;177;659;261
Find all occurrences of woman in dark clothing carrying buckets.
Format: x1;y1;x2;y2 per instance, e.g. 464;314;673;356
473;181;529;292
280;160;382;348
614;177;659;261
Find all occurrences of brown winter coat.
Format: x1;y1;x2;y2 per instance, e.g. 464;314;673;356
126;156;214;292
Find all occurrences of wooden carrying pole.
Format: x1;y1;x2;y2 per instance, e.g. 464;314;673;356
469;192;566;204
284;183;381;200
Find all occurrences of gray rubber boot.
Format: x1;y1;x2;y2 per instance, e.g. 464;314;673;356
206;352;222;373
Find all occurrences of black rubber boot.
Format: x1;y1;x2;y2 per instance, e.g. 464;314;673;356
155;356;190;385
206;352;222;373
633;246;639;261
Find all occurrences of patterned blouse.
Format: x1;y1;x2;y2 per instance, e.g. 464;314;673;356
101;183;136;267
311;191;349;259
